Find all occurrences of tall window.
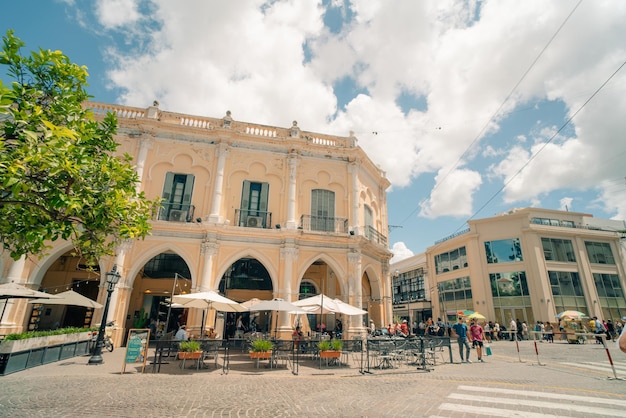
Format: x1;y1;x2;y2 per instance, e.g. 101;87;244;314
160;172;195;221
434;246;467;274
585;241;615;265
549;271;587;313
364;205;373;238
437;276;473;320
489;271;533;326
541;238;576;262
240;181;269;227
593;273;626;320
484;238;523;264
311;189;335;232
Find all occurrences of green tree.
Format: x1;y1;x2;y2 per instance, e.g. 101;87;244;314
0;30;159;263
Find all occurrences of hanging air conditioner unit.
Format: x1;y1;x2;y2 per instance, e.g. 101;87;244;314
246;216;263;228
169;209;186;222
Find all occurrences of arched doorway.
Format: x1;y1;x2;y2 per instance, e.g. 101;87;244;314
218;258;272;338
132;252;192;338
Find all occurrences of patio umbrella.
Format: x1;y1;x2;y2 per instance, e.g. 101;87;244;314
0;282;61;323
29;290;103;309
0;282;61;300
556;310;588;319
241;298;261;309
247;298;309;338
293;294;340;314
171;290;248;313
466;312;486;320
331;298;367;316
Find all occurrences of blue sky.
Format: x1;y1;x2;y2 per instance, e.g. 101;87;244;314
2;0;626;261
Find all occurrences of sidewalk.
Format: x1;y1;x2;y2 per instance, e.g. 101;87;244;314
8;336;626;386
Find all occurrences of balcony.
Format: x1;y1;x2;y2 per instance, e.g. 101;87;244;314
236;209;272;229
300;215;348;234
365;225;387;246
157;204;195;222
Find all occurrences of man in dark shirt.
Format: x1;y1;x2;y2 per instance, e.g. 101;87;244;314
451;317;471;363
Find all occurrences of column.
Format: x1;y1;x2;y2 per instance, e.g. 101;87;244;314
200;240;219;291
208;143;229;223
347;251;366;338
134;137;153;194
285;152;299;229
0;255;27;329
278;246;298;337
349;161;360;235
106;240;133;324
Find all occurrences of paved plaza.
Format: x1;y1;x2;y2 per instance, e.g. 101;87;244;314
1;337;625;417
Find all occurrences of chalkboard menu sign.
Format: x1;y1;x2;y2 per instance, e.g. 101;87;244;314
122;328;150;374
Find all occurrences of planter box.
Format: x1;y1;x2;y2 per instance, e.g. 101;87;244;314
0;331;94;376
0;332;92;354
178;351;202;360
249;351;272;359
320;350;341;359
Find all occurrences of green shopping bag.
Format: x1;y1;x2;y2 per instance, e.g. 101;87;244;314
485;343;492;356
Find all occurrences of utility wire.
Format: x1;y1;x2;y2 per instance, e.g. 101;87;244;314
394;0;583;228
458;59;626;233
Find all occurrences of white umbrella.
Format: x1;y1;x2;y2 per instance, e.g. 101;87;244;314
241;298;261;309
171;291;248;313
247;298;308;313
0;282;60;322
292;294;340;314
332;298;367;316
0;282;61;300
29;290;103;309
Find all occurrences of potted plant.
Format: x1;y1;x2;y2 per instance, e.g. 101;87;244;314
318;339;342;359
249;339;274;359
177;340;202;360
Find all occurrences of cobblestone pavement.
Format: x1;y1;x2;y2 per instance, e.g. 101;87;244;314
1;338;625;417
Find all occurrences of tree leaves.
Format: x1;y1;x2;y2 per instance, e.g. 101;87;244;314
0;30;159;263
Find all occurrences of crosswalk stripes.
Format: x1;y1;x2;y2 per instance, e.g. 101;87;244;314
434;385;626;417
560;361;626;376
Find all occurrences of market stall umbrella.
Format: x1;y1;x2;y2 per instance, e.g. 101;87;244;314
457;309;474;317
466;312;486;321
331;298;367;316
241;298;261;309
29;290;102;309
0;282;61;322
556;310;588;319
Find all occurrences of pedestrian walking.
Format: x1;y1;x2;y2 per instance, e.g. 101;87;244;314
452;317;471;363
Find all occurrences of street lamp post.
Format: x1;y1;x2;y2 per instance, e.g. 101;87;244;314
88;265;121;365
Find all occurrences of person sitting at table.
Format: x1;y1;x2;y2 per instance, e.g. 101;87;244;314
175;324;188;341
206;327;217;339
293;326;303;340
399;320;409;337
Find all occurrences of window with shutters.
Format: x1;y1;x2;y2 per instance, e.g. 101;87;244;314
311;189;335;232
159;173;195;221
240;181;269;228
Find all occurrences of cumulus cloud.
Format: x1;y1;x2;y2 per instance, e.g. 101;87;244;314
82;0;626;230
390;242;414;264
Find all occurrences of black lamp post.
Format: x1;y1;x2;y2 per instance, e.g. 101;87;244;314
88;265;121;365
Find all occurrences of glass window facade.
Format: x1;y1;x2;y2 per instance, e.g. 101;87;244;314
437;276;472;318
548;271;587;313
434;246;467;274
585;241;615;265
593;273;626;321
392;269;426;304
541;238;576;262
484;238;523;264
489;271;533;325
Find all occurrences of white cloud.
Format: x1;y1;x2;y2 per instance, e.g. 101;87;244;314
389;242;414;264
559;197;573;212
85;0;626;224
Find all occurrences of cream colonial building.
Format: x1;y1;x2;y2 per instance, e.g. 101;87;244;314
421;208;626;326
0;102;393;344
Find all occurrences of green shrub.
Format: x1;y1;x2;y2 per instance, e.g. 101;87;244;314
317;340;332;351
2;327;96;341
250;339;274;352
330;339;343;351
178;340;201;352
